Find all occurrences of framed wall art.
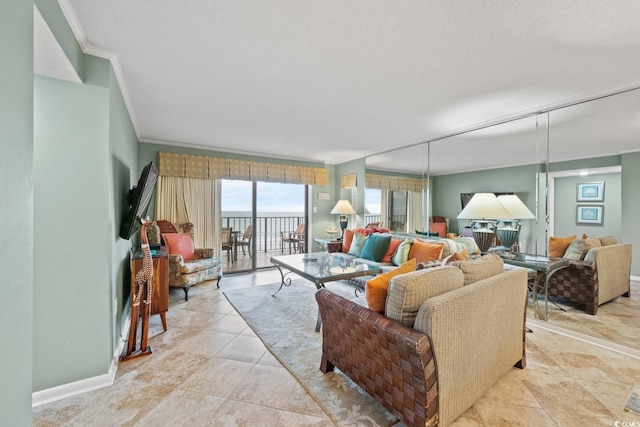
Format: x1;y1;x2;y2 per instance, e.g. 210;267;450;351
576;205;604;225
576;181;604;202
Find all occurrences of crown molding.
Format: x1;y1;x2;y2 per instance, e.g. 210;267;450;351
57;0;140;140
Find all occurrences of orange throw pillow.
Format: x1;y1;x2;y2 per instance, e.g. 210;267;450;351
162;233;196;261
548;235;576;258
365;259;417;314
408;240;444;263
342;229;354;252
382;238;403;263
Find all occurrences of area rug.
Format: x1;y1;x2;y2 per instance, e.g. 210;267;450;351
224;281;400;427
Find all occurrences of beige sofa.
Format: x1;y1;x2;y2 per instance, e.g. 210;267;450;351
316;255;527;426
547;241;632;314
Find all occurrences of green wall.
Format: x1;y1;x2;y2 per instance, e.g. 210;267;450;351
553;173;621;238
432;164;540;252
33;76;111;389
0;1;34;424
29;0;141;406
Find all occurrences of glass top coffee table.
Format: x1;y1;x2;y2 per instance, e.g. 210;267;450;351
500;252;568;320
270;252;382;331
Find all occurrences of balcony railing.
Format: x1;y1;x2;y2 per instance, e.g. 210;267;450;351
222;215;304;253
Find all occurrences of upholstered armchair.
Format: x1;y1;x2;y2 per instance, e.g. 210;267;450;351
149;221;222;301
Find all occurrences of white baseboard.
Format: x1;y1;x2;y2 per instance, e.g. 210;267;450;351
631;275;640;282
32;311;131;408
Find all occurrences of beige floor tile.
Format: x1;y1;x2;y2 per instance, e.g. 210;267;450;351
178;329;237;357
284;383;328;419
257;350;283;367
216;334;268;363
229;364;298;409
211;400;282;427
178;357;254;398
474;399;557;426
130;347;210;388
210;313;251;334
135;389;225;426
521;375;615;421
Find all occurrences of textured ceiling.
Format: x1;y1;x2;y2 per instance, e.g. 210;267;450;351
56;1;640;170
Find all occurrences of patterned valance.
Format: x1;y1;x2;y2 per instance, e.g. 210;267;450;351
340;173;357;188
158;152;329;186
365;173;425;192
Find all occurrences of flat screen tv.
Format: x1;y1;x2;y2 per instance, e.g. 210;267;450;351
119;162;159;240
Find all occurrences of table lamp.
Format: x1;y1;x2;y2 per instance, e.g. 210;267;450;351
457;193;511;253
496;194;535;253
330;200;356;240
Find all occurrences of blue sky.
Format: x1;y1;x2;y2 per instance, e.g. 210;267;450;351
222;180;305;212
221;180;382;214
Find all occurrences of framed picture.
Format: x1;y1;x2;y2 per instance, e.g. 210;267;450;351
576;181;604;202
576;205;604;225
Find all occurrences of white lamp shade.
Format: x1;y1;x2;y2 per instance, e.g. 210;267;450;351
330;200;356;215
497;195;535;219
457;193;511;220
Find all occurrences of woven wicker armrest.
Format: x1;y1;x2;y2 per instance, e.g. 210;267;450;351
194;248;214;259
168;254;184;264
315;289;438;427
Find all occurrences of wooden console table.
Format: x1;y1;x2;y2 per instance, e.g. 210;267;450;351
131;246;169;331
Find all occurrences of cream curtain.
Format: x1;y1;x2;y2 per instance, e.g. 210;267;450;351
155;176;221;251
407;191;426;233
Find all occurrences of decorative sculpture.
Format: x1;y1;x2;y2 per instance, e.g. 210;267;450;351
121;221;155;360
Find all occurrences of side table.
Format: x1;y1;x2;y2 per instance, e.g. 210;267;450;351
313;237;343;252
131;246;169;331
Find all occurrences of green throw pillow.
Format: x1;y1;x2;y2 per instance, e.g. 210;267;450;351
392;238;414;265
347;232;369;257
360;233;392;262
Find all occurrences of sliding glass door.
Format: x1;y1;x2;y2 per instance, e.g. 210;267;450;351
221;179;307;273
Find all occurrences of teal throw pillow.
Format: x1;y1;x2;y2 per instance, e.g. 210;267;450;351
347;232;369;257
360;233;392;262
392;238;414;265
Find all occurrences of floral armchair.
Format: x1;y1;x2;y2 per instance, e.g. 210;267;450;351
148;221;222;301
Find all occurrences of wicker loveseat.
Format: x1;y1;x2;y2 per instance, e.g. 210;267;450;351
316;255;528;426
546;240;632;314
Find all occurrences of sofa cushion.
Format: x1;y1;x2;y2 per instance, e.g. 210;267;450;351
442;247;469;265
549;235;576;258
365;259;417;314
409;240;444;263
454;237;480;255
360;233;392;262
449;253;504;286
347;232;368;257
163;233;196;261
342;229;354;252
392;238;414;265
386;266;464;327
382;238;403;263
599;236;618;246
563;239;586;260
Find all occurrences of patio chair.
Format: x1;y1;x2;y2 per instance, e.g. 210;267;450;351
281;223;305;254
235;224;253;257
221;227;233;262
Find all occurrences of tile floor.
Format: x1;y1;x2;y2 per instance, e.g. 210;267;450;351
33;270;640;426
